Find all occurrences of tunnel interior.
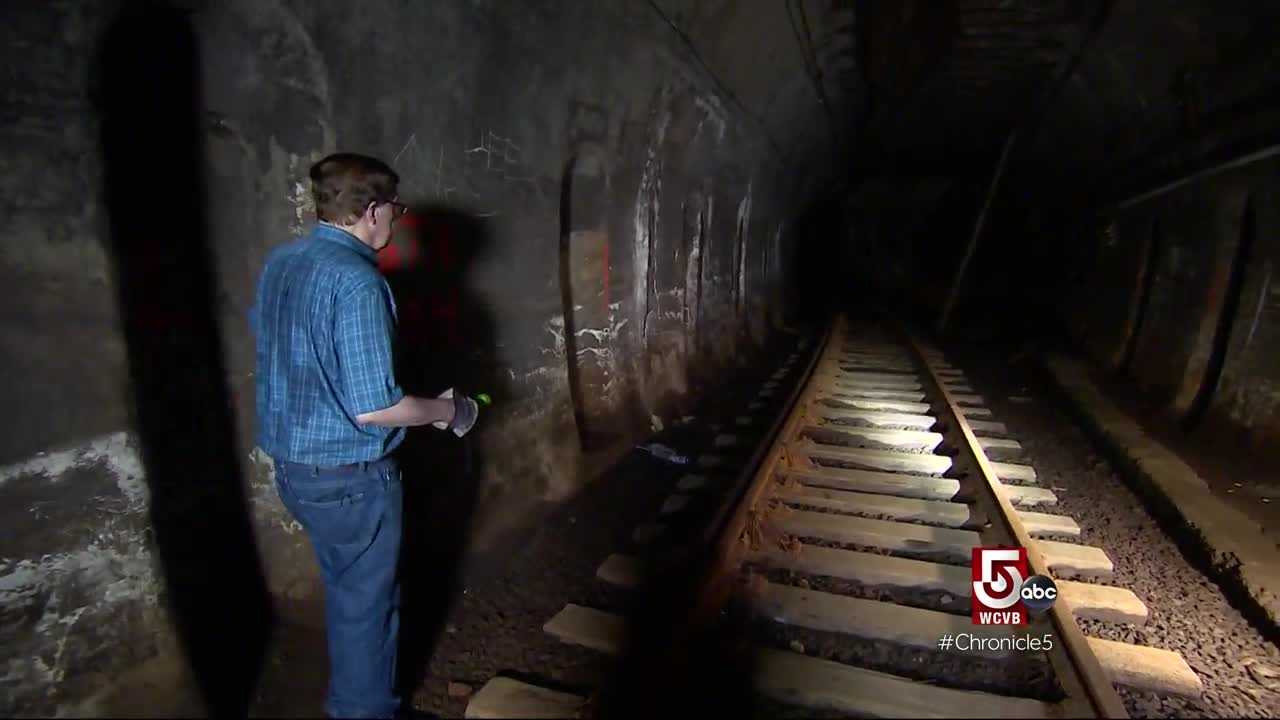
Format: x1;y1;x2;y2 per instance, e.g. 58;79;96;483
2;0;1280;717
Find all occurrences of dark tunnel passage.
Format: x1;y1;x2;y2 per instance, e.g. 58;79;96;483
3;0;1280;718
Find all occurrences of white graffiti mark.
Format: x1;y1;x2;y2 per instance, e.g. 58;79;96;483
508;366;563;384
700;193;716;301
287;153;318;238
433;145;459;200
393;131;419;166
390;126;539;217
569;301;632;401
465;130;522;172
392;132;462;203
734;179;754;318
577;316;630;344
542;315;567;361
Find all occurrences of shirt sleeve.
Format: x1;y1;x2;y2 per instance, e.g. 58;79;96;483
333;283;405;417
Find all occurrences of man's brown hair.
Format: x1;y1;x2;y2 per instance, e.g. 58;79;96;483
309;153;400;225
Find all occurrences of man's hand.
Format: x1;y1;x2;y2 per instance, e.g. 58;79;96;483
429;388;481;437
448;393;479;437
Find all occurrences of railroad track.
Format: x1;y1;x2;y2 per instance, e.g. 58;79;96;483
464;315;1204;718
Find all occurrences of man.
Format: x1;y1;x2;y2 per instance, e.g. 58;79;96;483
251;152;479;718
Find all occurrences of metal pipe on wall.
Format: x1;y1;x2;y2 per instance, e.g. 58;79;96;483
936;130;1018;334
1115;143;1280;210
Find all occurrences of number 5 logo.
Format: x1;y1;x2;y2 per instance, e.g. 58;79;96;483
972;547;1026;610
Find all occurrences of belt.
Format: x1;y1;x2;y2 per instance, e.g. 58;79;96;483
277;455;397;476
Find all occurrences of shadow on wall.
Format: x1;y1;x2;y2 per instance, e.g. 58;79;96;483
96;1;273;716
375;204;506;699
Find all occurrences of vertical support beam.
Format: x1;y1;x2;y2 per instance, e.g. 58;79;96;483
937;131;1017;334
1118;220;1162;374
1182;194;1257;428
684;198;704;357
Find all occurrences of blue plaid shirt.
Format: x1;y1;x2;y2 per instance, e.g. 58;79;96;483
251;224;406;465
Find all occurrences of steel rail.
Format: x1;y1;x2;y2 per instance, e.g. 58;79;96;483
664;316;1129;718
905;331;1128;719
688;317;838;622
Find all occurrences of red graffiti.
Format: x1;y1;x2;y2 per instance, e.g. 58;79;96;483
377;212;462;349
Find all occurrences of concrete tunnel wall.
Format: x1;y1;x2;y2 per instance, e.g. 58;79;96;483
0;0;839;713
1057;154;1280;457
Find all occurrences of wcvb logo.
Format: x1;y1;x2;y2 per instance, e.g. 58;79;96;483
971;547;1058;625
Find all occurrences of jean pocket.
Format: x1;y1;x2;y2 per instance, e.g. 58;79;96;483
294;488;369;509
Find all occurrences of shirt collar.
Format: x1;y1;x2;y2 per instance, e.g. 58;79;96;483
313;223;377;261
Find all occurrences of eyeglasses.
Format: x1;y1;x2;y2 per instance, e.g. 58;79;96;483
373;198;409;219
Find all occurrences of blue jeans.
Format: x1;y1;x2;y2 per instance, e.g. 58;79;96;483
273;457;403;719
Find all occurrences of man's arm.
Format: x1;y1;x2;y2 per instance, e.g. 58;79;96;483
356;395;454;428
335;282;474;431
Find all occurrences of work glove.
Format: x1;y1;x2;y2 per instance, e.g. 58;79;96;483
431;388;480;437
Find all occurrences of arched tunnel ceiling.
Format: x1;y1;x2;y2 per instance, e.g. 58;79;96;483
648;0;858;205
661;0;1280;208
